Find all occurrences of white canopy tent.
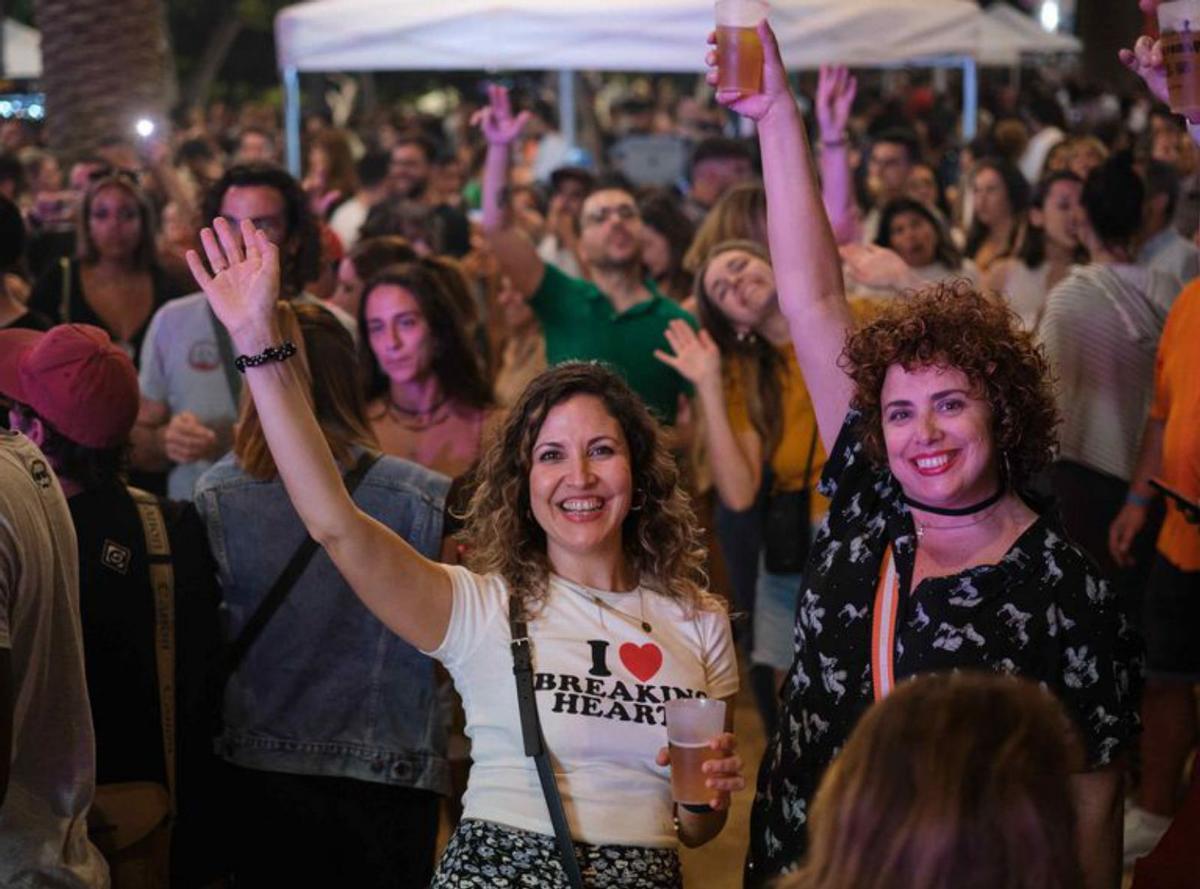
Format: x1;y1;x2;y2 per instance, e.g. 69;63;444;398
978;4;1081;67
3;18;42;79
274;0;987;173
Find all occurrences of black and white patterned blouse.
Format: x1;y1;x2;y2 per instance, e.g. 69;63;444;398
745;410;1141;887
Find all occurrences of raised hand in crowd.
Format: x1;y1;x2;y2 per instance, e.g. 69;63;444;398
1119;31;1170;110
653;318;723;392
816;65;860;244
708;20;851;448
473;82;532;149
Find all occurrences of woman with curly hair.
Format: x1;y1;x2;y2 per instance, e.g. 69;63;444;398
709;23;1138;889
185;216;745;888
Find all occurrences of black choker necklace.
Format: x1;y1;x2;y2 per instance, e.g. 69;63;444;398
903;486;1006;517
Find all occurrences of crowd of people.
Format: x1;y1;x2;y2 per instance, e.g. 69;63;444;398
0;2;1198;888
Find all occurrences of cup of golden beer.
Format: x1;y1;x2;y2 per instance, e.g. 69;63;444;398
715;0;768;96
1159;1;1200;120
664;697;727;806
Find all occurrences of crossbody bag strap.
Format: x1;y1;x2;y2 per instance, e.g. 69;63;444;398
208;303;243;412
870;545;901;702
801;421;819;490
59;256;72;323
509;597;586;889
126;486;177;817
217;451;382;684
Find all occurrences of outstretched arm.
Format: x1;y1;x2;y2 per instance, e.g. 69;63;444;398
815;65;861;246
186;219;452;653
476;84;545;297
709;23;854;451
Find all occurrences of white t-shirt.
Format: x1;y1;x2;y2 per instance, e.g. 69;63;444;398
329;197;369;252
0;433;107;888
425;566;738;848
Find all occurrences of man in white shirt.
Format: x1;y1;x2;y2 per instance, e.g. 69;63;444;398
328;150;391;252
1139;159;1200;284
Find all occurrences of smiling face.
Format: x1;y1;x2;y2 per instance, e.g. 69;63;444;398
701;248;777;333
887;210;939;269
880;364;1000;509
529;394;633;572
364;283;435;386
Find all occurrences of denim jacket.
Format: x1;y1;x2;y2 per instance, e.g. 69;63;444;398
194;449;450;794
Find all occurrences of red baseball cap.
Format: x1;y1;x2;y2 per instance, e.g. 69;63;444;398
0;324;139;449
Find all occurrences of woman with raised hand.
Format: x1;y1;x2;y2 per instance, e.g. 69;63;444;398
708;21;1137;889
187;217;745;888
655;239;828;732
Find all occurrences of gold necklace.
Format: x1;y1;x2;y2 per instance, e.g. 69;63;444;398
563;580;653;634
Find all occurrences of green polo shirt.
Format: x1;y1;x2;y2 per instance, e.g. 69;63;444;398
530;264;695;424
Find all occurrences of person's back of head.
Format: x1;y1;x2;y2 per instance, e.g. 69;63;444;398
0;195;25;272
683;181;767;273
235;302;373;481
356;149;391;193
1141;158;1182;232
1083;152;1144;253
780;672;1083;889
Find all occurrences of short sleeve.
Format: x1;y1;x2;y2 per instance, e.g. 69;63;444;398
138;304;170;404
1047;555;1141;769
1149;299;1180;423
422;565;509;671
700;609;739;701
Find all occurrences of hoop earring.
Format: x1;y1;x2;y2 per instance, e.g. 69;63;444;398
631;489;647;512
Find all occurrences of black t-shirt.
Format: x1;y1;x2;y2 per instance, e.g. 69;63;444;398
745;411;1141;886
69;486;222;787
1;309;53;331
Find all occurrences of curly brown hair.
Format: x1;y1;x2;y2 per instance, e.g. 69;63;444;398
460;361;716;618
840;281;1058;490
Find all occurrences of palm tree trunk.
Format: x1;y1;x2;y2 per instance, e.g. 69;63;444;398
34;0;174;158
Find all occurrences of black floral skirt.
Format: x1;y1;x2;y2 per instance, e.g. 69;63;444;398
431;818;683;888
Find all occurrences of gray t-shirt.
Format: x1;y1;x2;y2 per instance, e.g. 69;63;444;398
140;292;357;499
0;433;107;888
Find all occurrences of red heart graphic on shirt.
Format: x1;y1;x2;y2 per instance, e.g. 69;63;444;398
619;643;663;682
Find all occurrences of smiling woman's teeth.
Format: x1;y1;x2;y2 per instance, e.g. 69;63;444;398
561;498;604;513
915;454;951;470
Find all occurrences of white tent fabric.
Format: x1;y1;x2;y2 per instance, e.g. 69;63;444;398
978;5;1081;67
276;0;982;73
3;19;42;79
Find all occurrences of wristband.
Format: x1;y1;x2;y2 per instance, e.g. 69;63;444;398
234;340;298;373
1125;489;1154;508
680;803;714;813
821;136;848;148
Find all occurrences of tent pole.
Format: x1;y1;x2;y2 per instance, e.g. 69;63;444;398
284;66;301;176
961;56;978;142
558;69;577;154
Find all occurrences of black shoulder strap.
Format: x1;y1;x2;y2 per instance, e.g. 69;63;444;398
509;597;586;889
208;303;243;411
218;451;381;683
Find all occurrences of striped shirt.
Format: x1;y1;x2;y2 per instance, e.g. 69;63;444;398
1038;264;1182;481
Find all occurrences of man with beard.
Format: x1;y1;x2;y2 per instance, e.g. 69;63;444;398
476;85;694;424
387;134;470;257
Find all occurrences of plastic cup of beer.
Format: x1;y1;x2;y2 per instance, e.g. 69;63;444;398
715;0;768;97
664;697;727;806
1158;1;1200;121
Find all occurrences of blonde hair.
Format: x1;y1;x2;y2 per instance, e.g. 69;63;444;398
234;301;375;480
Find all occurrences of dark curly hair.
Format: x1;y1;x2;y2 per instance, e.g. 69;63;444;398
460;361;715;619
840;282;1058;491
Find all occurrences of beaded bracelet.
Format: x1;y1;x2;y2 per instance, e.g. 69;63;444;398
234;341;298;373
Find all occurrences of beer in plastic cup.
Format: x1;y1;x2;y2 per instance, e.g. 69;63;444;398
664;697;727;806
1158;1;1200;120
715;0;768;97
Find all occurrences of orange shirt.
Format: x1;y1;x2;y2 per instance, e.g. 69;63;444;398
1149;280;1200;570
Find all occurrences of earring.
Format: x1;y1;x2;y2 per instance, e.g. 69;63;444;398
631;489;647;512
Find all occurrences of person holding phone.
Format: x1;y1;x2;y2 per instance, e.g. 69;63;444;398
715;21;1138;889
